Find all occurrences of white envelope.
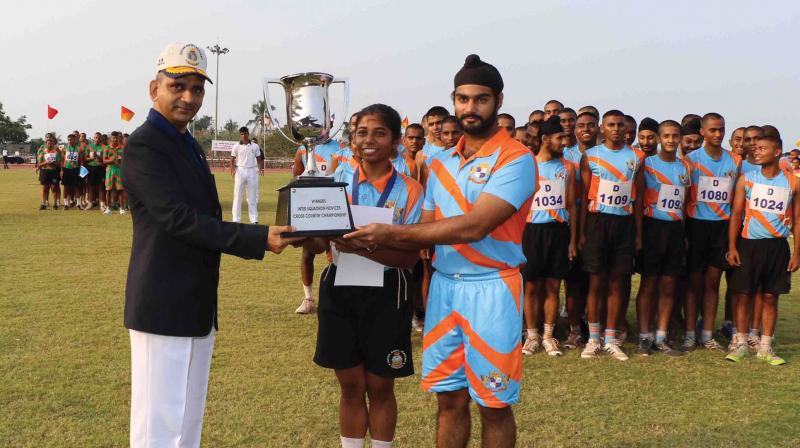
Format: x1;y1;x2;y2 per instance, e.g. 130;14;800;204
334;205;393;287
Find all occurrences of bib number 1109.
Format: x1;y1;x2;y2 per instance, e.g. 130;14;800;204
597;178;631;208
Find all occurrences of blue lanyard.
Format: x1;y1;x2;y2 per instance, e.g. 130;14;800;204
352;167;397;208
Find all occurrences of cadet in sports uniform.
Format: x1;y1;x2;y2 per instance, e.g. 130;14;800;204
561;111;599;348
579;110;644;361
726;136;799;366
521;117;576;357
683;113;741;351
37;135;62;210
345;55;537;447
293;137;341;314
103;131;125;215
307;104;423;448
61;133;83;210
634;120;689;356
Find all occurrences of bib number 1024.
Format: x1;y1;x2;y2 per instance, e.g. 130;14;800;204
750;183;790;213
597;178;632;207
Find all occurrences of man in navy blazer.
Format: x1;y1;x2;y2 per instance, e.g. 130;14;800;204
122;42;299;448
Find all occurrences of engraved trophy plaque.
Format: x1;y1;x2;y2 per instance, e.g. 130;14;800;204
264;72;353;236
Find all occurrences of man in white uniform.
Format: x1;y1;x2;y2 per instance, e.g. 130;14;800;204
230;126;264;224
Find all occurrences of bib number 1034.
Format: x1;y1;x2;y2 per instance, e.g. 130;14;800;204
597;178;632;207
532;179;566;210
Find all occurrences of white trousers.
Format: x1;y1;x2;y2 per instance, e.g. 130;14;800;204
129;329;216;448
232;167;259;223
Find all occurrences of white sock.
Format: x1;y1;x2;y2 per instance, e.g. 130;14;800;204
526;328;539;339
303;284;314;300
543;323;555;339
340;436;365;448
371;439;393;448
760;335;773;351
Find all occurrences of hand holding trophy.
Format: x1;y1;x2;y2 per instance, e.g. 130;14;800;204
264;73;354;237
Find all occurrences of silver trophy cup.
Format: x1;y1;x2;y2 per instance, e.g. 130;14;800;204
264;72;354;236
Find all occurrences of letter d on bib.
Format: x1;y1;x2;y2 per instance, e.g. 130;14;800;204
545;184;552;192
713;179;719;187
613;185;620;192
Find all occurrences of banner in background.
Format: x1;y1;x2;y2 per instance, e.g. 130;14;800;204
211;140;237;152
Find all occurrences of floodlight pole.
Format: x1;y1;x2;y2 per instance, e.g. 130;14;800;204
207;43;229;139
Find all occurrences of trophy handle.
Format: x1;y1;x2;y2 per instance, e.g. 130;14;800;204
263;78;303;146
329;78;350;142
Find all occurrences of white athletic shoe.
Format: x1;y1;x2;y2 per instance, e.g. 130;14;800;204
103;208;113;215
603;341;629;361
119;208;127;215
581;339;602;358
295;298;315;314
522;336;541;355
542;337;563;356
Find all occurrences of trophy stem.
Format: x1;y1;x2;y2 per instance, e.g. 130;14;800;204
301;139;321;177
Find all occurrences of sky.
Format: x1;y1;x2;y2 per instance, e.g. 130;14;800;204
2;0;799;147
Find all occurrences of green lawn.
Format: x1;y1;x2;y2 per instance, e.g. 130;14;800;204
1;167;799;447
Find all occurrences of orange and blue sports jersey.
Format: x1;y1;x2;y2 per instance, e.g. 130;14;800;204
563;144;582;183
742;169;796;239
297;139;340;175
741;158;759;175
586;144;644;216
528;158;572;224
423;129;537;276
421;142;446;167
643;155;692;221
391;153;412;177
686;147;741;220
334;164;423;227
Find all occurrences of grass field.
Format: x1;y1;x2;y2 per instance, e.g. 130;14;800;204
1;166;799;447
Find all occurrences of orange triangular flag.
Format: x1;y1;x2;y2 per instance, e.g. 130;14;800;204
401;116;409;129
47;105;58;119
121;106;135;122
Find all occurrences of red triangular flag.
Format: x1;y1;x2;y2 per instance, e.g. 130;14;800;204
121;106;135;122
47;105;58;119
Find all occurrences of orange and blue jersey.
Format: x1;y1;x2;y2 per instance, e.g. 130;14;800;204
421;142;446;167
528;158;572;224
334;164;423;227
297;139;340;175
643;155;692;221
421;129;535;408
423;129;538;276
586;144;644;216
686;147;741;220
391;153;413;177
741;169;796;239
562;144;583;201
741;158;759;175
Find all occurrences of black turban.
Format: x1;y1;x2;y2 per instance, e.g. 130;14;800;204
454;54;504;92
639;117;659;134
539;116;564;136
681;119;701;136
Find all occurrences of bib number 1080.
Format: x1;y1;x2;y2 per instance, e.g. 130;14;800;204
697;176;732;204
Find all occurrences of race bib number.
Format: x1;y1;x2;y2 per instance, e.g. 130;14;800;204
532;179;566;210
656;184;685;212
697;176;732;203
750;183;790;214
66;152;78;162
597;178;632;208
44;153;57;163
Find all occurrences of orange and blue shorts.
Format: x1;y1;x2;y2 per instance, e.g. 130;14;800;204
421;269;523;408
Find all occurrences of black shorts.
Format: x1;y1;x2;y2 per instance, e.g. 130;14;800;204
728;238;791;295
637;217;686;277
38;169;60;186
582;212;635;274
61;168;79;187
314;265;414;378
522;222;570;280
686;218;729;271
86;166;100;186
